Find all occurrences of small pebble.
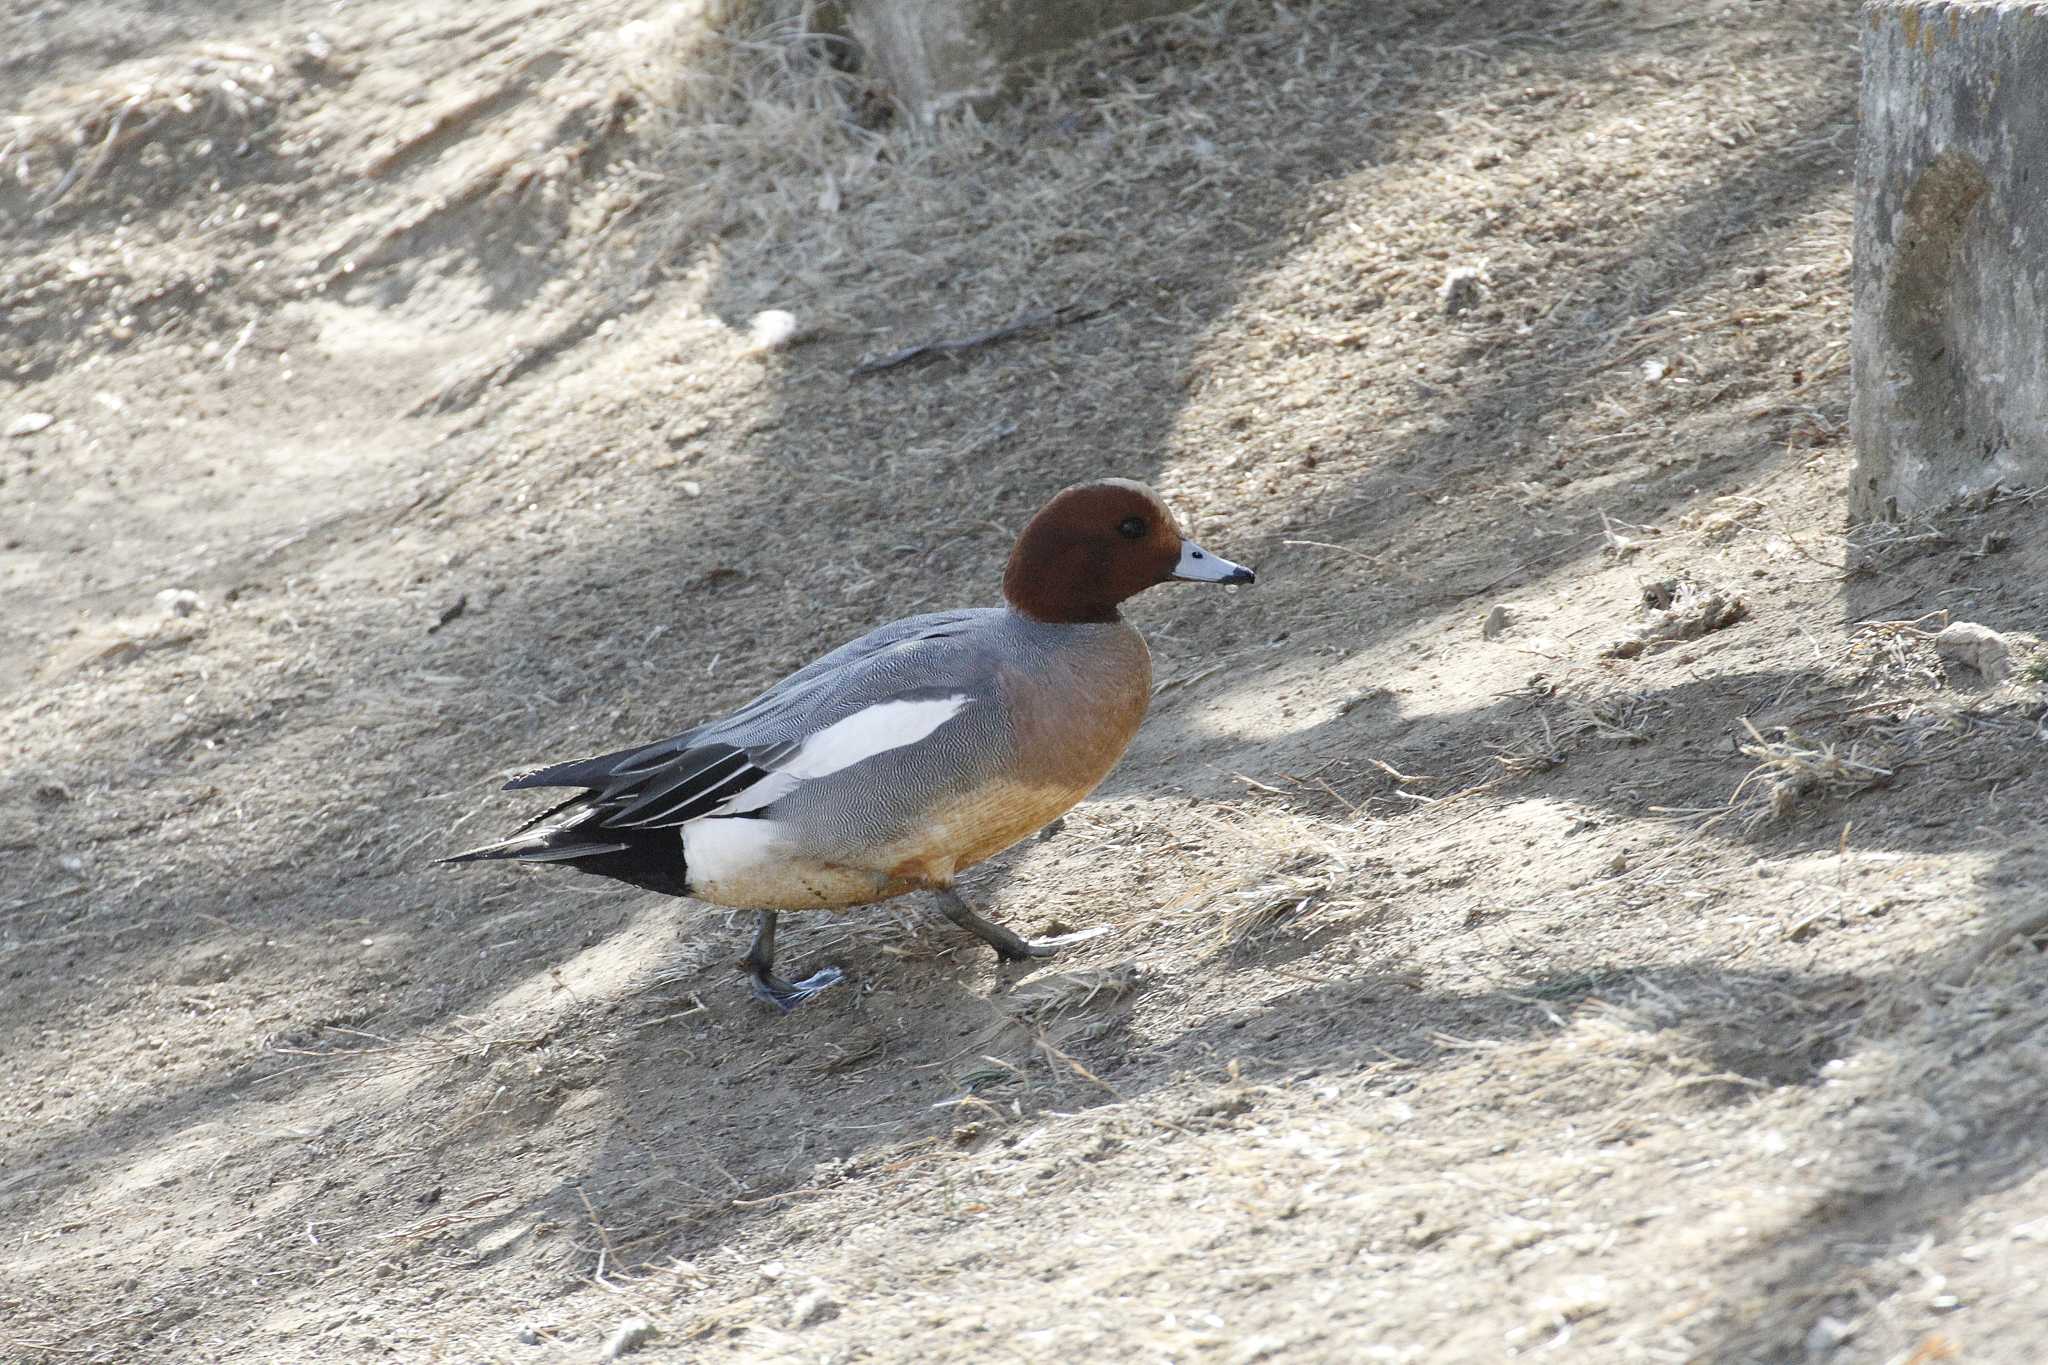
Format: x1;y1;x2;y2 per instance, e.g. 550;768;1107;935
789;1289;841;1329
428;596;467;633
600;1318;657;1359
745;309;801;353
1934;621;2010;682
1482;603;1511;639
1440;266;1484;316
1336;687;1386;716
7;412;55;437
156;588;205;618
1804;1313;1856;1356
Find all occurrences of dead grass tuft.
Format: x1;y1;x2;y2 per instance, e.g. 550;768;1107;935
1156;807;1375;950
1005;965;1142;1021
1848;613;1951;690
1601;577;1748;659
1729;717;1896;828
1490;711;1568;778
1218;860;1330;955
1570;689;1660;745
633;0;1316;340
635;3;909;285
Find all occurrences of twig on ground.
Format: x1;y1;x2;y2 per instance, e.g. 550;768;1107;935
848;301;1114;376
1368;758;1437;783
1280;539;1419;580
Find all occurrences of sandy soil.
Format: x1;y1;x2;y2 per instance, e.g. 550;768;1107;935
5;1;2047;1361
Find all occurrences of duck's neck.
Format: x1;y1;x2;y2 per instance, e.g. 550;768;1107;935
1002;552;1127;624
1003;590;1122;626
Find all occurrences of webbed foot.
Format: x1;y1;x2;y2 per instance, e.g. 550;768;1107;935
743;963;845;1012
740;910;843;1012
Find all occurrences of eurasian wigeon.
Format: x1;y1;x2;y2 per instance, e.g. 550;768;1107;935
446;478;1255;1009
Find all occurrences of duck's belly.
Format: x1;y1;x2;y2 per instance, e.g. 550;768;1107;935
682;777;1095;911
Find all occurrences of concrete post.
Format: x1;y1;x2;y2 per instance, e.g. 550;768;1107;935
1851;2;2048;520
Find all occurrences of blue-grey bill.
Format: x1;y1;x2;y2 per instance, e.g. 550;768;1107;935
1172;538;1255;585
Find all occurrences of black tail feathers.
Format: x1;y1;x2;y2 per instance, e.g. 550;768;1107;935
440;802;691;898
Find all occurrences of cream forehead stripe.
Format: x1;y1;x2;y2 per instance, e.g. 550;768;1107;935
713;695;973;816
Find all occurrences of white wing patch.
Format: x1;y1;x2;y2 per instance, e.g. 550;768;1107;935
713;694;972;816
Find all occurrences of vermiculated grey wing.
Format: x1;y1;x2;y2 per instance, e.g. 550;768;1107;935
712;608;990;731
500;609;999;829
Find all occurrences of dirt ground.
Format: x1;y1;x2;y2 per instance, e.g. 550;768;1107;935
5;0;2047;1360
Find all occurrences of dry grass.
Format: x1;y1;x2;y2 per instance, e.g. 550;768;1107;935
1404;972;1832;1131
1848;482;2048;577
1730;716;1899;828
633;0;1370;341
1569;688;1661;745
1005;966;1143;1021
634;2;883;234
1939;902;2048;991
1214;857;1334;955
631;2;932;308
1489;710;1569;779
1147;803;1386;950
1600;577;1749;659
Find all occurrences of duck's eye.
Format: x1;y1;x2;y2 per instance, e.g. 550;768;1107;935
1117;516;1147;540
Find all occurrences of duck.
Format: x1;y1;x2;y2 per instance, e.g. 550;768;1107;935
444;478;1255;1009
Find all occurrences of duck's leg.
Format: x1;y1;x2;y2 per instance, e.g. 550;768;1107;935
739;910;844;1012
934;888;1060;962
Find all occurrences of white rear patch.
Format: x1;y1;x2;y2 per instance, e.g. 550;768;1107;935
715;694;971;816
683;816;909;908
683;816;786;894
